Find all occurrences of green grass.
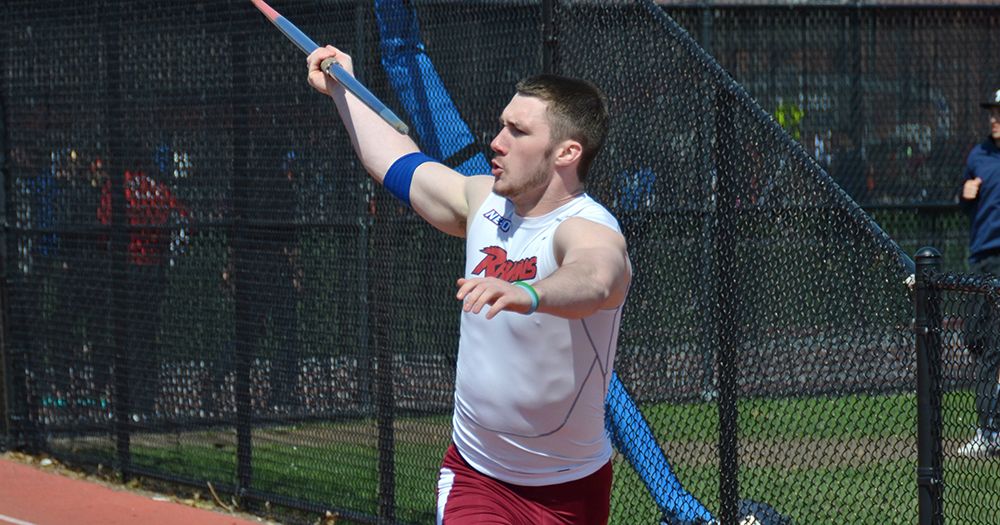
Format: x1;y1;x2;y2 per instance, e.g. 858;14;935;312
643;391;916;443
47;390;1000;525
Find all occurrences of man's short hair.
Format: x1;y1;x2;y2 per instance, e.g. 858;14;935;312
515;74;609;182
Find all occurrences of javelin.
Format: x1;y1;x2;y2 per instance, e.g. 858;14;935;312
251;0;410;134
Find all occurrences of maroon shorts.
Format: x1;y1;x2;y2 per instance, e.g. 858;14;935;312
436;444;612;525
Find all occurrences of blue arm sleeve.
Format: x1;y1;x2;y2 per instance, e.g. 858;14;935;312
384;151;435;207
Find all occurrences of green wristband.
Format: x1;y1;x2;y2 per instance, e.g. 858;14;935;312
513;281;539;314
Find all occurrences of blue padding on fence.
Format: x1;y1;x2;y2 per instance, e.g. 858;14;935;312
374;0;490;176
606;371;714;524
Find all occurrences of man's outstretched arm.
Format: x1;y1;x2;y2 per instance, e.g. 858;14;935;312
306;46;490;237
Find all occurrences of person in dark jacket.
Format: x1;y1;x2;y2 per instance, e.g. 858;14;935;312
958;88;1000;457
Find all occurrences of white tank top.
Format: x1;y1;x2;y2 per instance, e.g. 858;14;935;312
452;192;625;486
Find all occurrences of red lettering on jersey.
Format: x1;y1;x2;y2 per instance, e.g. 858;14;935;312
472;246;537;282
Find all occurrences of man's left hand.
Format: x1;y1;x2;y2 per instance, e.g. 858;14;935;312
456;277;534;319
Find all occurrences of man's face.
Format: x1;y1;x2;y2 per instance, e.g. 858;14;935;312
490;94;556;200
990;106;1000;140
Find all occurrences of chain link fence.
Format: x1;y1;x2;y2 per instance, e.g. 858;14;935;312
914;250;1000;525
1;1;998;524
662;2;1000;274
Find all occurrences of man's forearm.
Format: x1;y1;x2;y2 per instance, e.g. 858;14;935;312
533;259;627;319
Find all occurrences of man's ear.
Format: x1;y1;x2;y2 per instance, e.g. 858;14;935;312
553;140;583;168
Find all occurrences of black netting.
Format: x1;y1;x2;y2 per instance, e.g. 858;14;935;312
557;3;912;523
661;4;1000;278
916;262;1000;525
664;4;1000;209
2;1;997;525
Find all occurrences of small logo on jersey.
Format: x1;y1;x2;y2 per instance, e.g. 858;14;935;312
473;246;537;282
483;209;511;232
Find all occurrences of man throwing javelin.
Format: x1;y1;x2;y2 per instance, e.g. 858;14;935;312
307;46;631;524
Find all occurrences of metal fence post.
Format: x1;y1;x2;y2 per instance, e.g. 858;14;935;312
542;0;556;74
715;92;739;525
0;95;9;445
914;246;943;525
370;225;395;524
699;2;712;57
229;0;255;502
99;0;132;478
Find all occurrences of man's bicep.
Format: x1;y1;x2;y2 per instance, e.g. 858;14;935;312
555;220;632;300
409;163;488;237
556;219;627;264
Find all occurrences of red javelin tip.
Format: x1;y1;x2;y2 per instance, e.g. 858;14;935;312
250;0;280;22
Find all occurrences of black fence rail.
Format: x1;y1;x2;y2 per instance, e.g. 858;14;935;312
2;1;999;525
913;248;1000;525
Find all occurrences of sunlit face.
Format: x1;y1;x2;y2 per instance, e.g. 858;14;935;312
990;106;1000;140
490;94;557;200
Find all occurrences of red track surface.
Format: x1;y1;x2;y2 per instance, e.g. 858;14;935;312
0;457;269;525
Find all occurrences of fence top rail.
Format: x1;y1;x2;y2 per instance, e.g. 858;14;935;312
926;271;1000;295
655;2;1000;10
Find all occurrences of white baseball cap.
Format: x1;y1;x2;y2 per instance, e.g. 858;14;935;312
981;88;1000;108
